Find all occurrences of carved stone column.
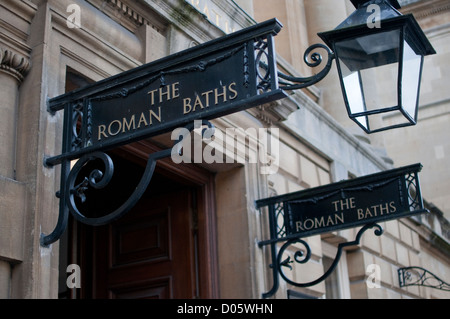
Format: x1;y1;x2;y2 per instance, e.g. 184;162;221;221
0;47;31;178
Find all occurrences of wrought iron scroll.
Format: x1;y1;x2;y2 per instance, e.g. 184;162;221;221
406;171;422;211
254;37;273;92
258;216;383;298
277;223;383;289
398;267;450;291
278;43;335;90
258;43;335;91
41;120;215;246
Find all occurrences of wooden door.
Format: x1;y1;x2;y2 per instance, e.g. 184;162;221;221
92;188;196;299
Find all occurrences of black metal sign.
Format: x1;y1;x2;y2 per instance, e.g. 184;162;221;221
88;44;273;148
256;163;428;298
45;19;286;167
285;172;411;238
257;163;428;244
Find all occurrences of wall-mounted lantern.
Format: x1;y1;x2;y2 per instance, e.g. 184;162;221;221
317;0;436;133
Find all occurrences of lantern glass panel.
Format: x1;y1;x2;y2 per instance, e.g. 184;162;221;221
340;64;367;129
401;41;422;121
335;29;409;131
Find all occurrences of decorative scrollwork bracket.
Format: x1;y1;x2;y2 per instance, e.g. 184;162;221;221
258;43;335;91
40;121;215;247
398;266;450;292
278;43;335;91
258;222;383;298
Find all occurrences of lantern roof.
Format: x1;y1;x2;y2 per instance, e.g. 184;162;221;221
337;0;401;29
318;0;436;57
350;0;401;10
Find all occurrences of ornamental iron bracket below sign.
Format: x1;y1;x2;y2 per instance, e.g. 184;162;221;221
256;164;428;298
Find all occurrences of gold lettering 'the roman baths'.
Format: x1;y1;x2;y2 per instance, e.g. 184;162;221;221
97;107;162;141
357;201;397;219
148;82;180;105
183;82;238;114
296;213;345;232
332;197;356;212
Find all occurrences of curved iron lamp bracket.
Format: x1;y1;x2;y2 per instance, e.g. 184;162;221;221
258;43;335;91
40;121;215;247
258;222;383;298
398;266;450;292
278;43;335;91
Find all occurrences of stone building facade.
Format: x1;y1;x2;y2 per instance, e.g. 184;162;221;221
0;0;448;299
381;0;450;221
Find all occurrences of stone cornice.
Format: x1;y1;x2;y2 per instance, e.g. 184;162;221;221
401;0;450;20
86;0;167;35
0;47;31;83
246;97;300;127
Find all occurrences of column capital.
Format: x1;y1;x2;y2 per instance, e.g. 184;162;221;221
0;47;31;83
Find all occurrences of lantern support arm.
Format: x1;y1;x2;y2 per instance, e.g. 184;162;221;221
265;43;335;91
